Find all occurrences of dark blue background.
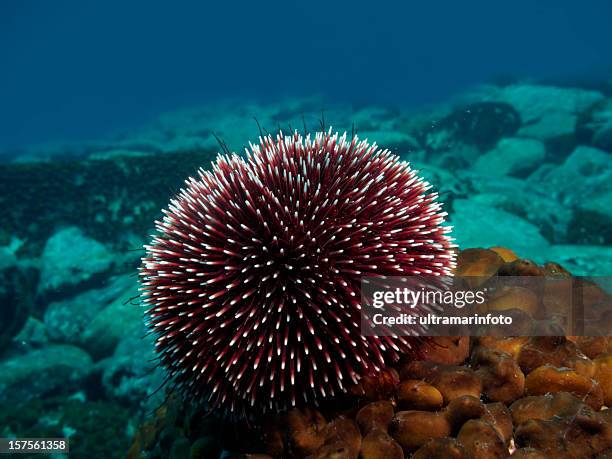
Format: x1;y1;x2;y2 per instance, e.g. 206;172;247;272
1;0;610;150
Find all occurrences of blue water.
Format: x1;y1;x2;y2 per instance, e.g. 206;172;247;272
1;0;611;151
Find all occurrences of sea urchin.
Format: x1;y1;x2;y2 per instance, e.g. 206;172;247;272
140;130;455;415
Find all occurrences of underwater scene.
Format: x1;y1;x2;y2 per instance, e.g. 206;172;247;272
1;1;612;458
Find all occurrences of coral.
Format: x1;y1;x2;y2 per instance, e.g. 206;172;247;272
140;130;454;415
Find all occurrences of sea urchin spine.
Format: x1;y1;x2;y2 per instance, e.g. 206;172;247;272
140;130;455;415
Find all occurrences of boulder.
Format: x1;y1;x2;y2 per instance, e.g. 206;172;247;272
0;237;23;270
473;137;545;177
469;84;604;147
576;97;612;152
529;146;612;201
0;344;93;402
529;146;612;244
450;199;550;262
38;227;114;296
13;316;49;348
547;245;612;277
418;102;521;153
99;331;165;410
44;275;136;349
463;173;572;243
0;267;34;354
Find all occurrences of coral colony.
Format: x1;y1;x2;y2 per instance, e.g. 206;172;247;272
140;130;455;415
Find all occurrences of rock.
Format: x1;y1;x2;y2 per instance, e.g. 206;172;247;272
594;123;612;152
519;111;578;145
0;237;23;270
0;149;220;258
418;102;521;153
411;163;467;212
44;275;136;347
568;193;612;245
450;199;550;261
530;146;612;244
432;144;483;170
473;137;545;177
546;245;612;276
0;267;34;354
467;192;569;244
13;316;49;348
0;344;93;402
0;398;132;458
38;227;114;296
470;84;604;145
576;97;612;152
530;146;611;201
80;276;143;359
461;173;572;243
99;330;165;410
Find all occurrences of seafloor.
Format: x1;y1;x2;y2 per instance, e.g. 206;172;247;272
0;81;611;458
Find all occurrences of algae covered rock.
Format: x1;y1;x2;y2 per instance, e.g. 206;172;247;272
474;137;545;177
0;344;93;402
0;266;35;355
530;146;612;202
99;330;165;409
576;97;612;152
80;276;143;359
530;146;612;244
419;101;521;153
472;83;604;144
38;226;115;296
450;199;550;260
462;173;572;244
13;316;49;348
0;237;23;270
44;274;135;347
546;245;612;276
0;397;132;459
0;149;218;256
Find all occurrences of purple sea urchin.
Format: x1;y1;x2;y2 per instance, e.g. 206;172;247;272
140;130;455;414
